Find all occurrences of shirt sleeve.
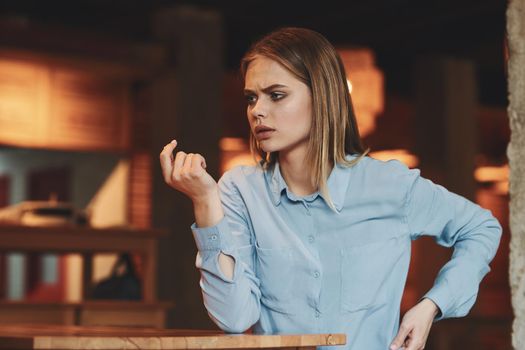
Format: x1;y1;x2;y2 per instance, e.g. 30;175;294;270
404;167;502;321
191;169;261;333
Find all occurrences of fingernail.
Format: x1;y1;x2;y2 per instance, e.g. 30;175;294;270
171;140;177;144
390;346;396;350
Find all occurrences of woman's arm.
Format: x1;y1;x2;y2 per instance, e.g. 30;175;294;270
390;161;502;350
193;191;235;280
405;167;502;320
191;174;261;333
160;140;261;332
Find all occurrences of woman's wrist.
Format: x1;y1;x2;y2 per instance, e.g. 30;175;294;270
192;187;224;228
191;187;220;206
420;298;440;318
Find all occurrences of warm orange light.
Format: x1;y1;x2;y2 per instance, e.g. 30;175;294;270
0;55;129;151
474;164;509;183
223;154;257;172
220;137;256;173
219;137;248;152
474;164;509;195
0;58;49;147
493;181;509;195
338;49;384;137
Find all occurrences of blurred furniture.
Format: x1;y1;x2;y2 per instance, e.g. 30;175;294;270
0;301;169;328
0;325;346;350
0;200;87;227
0;224;170;327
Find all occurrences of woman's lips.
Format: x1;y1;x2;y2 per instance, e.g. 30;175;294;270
254;126;275;140
256;130;275;140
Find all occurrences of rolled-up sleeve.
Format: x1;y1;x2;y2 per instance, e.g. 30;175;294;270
190;170;261;333
404;168;502;321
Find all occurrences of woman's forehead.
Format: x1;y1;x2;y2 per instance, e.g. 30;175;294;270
244;56;298;89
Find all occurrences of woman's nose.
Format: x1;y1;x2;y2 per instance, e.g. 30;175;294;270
250;98;267;119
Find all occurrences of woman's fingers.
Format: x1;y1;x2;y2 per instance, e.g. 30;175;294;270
181;153;194;178
390;324;411;350
172;150;187;182
191;153;207;174
160;140;214;198
405;333;425;350
160;140;177;183
390;314;432;350
393;299;436;350
391;322;427;350
160;141;217;202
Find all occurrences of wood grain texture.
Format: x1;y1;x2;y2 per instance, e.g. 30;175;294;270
0;325;345;350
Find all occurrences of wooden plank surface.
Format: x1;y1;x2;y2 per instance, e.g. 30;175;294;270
0;301;173;308
0;301;173;328
0;224;166;253
0;325;346;350
0;224;167;239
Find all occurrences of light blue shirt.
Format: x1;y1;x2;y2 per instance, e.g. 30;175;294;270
191;155;502;350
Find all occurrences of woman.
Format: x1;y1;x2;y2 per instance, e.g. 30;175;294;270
159;27;501;350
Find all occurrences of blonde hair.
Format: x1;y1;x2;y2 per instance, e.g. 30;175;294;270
240;27;369;209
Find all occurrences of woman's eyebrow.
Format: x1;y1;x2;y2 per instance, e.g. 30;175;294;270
243;84;288;94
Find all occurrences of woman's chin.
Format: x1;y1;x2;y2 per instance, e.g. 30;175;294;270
260;146;281;154
258;141;277;153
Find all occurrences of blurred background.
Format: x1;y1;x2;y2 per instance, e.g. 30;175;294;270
0;1;510;349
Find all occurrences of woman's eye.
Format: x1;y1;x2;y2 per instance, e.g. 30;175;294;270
245;95;257;105
270;92;285;101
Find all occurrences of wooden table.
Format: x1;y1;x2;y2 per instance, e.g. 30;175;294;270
0;325;346;350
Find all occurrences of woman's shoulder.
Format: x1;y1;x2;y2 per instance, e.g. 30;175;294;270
348;154;420;182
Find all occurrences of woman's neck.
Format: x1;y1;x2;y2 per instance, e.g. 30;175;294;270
278;147;316;197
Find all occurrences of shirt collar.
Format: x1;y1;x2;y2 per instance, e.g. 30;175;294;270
265;161;288;206
264;155;356;212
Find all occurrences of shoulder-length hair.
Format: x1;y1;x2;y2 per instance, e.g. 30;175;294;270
240;27;369;209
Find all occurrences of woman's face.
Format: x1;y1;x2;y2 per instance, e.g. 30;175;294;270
244;55;312;156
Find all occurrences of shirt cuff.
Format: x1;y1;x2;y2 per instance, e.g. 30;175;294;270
191;216;236;252
421;286;450;322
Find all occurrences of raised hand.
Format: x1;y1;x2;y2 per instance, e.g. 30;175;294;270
159;140;218;202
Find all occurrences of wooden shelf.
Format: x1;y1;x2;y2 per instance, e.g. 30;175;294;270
0;224;168;303
0;224;166;256
0;301;173;328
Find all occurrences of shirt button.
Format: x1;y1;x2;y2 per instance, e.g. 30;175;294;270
210;234;218;240
308;235;315;243
313;271;320;278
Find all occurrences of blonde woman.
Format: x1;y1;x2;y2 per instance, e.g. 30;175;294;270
159;27;501;350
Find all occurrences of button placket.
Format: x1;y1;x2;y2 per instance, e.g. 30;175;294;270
301;200;311;216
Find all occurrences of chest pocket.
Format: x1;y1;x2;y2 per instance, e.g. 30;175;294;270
255;244;297;315
340;236;407;313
